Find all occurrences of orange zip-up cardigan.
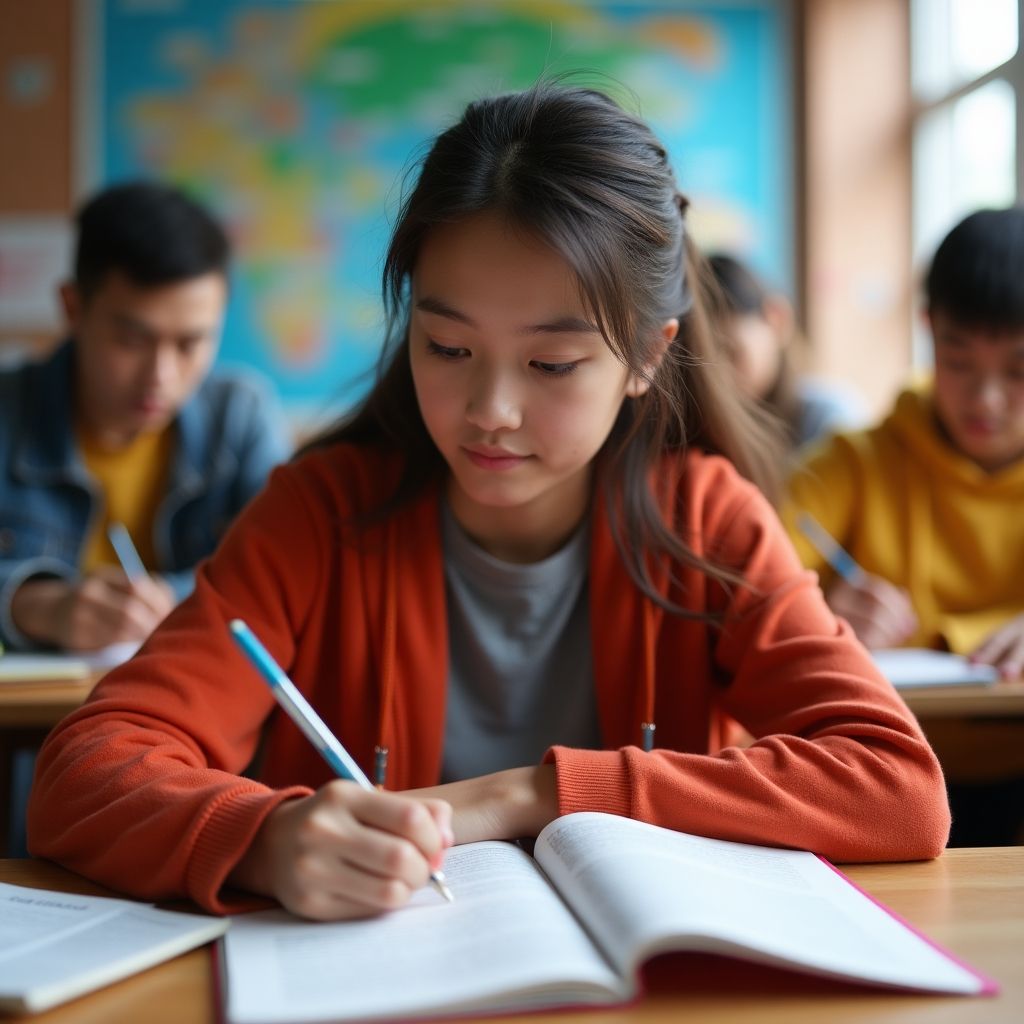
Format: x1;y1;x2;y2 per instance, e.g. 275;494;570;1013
28;444;950;913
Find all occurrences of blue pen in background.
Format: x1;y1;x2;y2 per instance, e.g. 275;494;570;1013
228;618;454;904
107;523;147;582
796;513;866;586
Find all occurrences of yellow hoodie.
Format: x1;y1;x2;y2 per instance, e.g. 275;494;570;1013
783;385;1024;653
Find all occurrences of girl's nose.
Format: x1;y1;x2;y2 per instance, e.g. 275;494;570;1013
465;369;522;433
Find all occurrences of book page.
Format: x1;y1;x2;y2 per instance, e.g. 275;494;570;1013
871;648;998;688
0;883;228;1012
535;813;983;994
223;840;624;1024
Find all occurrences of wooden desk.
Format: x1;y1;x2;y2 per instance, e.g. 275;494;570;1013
3;672;1023;843
901;680;1024;718
0;674;102;857
0;673;101;729
1;849;1020;1024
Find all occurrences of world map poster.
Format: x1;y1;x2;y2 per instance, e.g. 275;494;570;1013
90;0;790;418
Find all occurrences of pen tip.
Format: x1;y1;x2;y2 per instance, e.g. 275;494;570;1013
431;871;455;904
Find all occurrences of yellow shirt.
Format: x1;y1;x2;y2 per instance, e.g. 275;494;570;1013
78;425;174;574
782;386;1024;653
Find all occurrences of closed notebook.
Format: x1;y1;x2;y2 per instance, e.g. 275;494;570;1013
872;649;1000;689
0;883;228;1013
220;812;993;1024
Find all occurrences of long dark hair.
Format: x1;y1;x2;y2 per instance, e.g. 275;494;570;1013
307;84;783;612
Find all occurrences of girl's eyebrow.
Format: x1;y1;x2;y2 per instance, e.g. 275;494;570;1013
415;295;599;336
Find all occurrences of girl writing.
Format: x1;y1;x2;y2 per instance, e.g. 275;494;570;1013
29;85;949;920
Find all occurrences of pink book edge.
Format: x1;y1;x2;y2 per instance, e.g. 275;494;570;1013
817;856;1001;996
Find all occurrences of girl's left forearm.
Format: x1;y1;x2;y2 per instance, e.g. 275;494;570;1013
408;764;559;844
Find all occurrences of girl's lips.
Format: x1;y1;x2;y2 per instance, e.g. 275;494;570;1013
464;448;528;471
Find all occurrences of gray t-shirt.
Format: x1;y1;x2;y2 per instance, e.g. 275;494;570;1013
439;503;601;783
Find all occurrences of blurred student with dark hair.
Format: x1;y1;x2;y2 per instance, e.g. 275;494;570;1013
0;180;290;653
784;207;1024;845
708;253;865;454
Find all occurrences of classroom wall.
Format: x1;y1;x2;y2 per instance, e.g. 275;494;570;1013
0;0;74;356
798;0;912;419
0;0;914;418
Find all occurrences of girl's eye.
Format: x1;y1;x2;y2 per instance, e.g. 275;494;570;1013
426;340;467;360
531;360;579;377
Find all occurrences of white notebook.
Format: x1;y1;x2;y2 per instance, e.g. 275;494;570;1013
0;654;91;683
0;883;228;1013
0;641;140;683
871;649;1000;689
221;812;991;1024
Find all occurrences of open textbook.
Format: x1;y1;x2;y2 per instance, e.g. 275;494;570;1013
0;883;228;1013
221;812;991;1024
871;648;1000;689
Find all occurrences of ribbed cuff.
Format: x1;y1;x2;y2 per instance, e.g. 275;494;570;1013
545;746;632;818
186;783;312;914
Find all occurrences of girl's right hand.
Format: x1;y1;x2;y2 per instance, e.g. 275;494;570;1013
825;573;918;650
229;782;454;920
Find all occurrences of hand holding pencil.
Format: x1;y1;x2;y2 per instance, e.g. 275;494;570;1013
797;513;918;649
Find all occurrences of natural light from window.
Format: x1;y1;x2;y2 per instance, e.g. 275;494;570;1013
911;0;1021;363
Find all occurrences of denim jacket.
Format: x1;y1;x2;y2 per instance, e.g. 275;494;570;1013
0;340;291;648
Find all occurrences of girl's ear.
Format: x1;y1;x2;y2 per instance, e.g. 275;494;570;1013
625;318;678;398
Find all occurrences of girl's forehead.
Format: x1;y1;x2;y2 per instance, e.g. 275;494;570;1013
413;216;585;309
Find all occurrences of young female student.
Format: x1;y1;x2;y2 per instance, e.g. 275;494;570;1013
28;85;949;921
707;252;864;453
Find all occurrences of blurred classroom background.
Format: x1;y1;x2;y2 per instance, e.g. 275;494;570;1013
0;0;1020;433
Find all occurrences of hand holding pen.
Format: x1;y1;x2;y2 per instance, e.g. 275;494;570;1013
7;524;174;651
228;619;455;920
105;521;176;626
797;513;917;649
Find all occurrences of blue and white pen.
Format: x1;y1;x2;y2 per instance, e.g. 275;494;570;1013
797;513;866;586
228;618;454;904
107;523;147;582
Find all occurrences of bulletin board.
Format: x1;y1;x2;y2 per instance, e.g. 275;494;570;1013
83;0;791;417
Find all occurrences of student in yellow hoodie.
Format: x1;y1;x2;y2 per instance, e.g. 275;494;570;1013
784;206;1024;845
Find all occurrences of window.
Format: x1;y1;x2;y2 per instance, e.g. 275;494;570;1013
910;0;1021;359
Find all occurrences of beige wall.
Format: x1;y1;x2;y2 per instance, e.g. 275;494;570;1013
0;0;73;355
798;0;913;418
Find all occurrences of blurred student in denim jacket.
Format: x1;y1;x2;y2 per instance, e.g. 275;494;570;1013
0;181;290;652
